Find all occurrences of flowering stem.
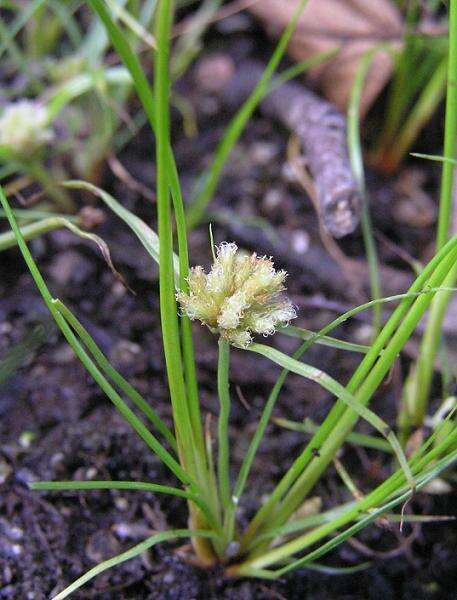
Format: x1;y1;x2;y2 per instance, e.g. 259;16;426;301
155;0;197;471
217;337;232;528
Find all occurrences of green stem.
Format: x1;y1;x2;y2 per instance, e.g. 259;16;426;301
88;0;214;563
87;0;207;476
237;414;457;572
169;156;206;461
407;0;457;425
154;0;197;475
233;283;455;513
156;0;217;566
31;480;221;534
257;246;457;539
348;49;382;334
408;264;457;425
275;417;393;453
241;237;457;548
217;338;232;523
236;428;457;573
436;0;457;250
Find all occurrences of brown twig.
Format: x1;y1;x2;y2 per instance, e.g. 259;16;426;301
218;60;362;237
216;211;412;301
287;134;363;296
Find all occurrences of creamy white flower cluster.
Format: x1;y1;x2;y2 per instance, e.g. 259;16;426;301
0;100;54;157
177;242;296;348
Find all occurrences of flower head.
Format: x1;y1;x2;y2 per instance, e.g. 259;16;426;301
177;242;296;348
0;100;54;157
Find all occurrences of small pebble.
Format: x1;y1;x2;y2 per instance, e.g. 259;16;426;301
50;452;65;467
0;322;12;335
195;54;234;94
52;344;75;365
86;530;121;563
111;280;127;298
291;230;310;254
250;141;278;166
262;188;283;211
86;467;98;480
110;339;147;375
1;565;12;584
423;478;452;494
354;323;374;344
163;571;175;584
0;460;12;484
114;497;129;511
0;518;24;541
0;540;23;558
14;468;36;485
112;522;151;540
48;250;94;286
78;206;105;229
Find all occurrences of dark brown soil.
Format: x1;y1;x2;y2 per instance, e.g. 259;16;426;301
1;13;456;600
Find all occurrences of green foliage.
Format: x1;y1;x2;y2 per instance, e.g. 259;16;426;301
1;1;456;598
371;2;449;172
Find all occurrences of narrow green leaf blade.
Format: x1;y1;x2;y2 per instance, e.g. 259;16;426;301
63;180;180;283
52;529;216;600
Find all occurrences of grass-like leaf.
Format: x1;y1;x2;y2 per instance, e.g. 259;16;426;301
53;298;177;451
30;480;220;532
241;235;457;547
411;152;457;165
248;343;415;492
234;430;457;576
231;284;456;518
52;529;217;600
348;49;382;334
87;0;206;467
0;184;194;489
63;179;180;283
186;0;310;228
278;325;369;354
273;417;392;453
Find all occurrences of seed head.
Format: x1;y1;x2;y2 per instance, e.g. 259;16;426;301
177;242;296;348
0;100;54;157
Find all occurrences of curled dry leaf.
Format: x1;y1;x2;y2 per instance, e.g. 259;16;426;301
62;218;133;293
248;0;403;115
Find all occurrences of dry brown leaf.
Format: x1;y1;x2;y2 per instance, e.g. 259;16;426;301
248;0;404;115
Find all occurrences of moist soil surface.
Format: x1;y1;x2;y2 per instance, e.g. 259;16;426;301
1;13;456;600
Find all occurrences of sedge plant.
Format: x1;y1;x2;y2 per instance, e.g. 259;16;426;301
370;0;449;173
399;0;457;434
1;1;457;598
